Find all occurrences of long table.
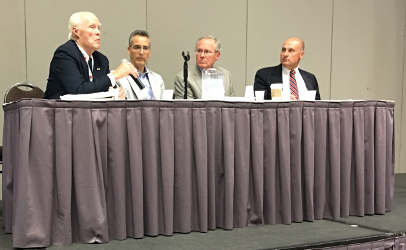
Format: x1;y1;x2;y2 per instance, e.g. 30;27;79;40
2;99;395;248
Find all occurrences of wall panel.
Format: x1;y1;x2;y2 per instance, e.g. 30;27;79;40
399;3;406;174
0;0;26;87
147;0;247;95
331;0;406;172
0;0;27;156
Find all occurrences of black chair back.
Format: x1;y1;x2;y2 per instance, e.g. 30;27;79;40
4;82;44;103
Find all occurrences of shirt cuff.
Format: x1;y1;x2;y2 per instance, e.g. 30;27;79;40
107;73;117;87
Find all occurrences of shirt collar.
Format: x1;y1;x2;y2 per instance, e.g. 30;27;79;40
76;42;93;62
282;65;299;74
197;65;216;73
137;67;149;77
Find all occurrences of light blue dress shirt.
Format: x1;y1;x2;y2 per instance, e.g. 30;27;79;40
138;68;153;100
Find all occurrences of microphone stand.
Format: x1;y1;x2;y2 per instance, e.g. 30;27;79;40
182;51;190;99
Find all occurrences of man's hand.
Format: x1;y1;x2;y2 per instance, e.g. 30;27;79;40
109;86;126;100
289;94;297;100
117;87;125;100
112;62;139;81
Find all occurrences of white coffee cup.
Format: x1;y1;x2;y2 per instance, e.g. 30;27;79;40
244;85;255;101
302;90;317;101
162;89;174;100
255;90;265;101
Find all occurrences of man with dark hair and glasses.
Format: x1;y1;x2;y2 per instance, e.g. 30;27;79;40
174;36;234;99
116;30;165;100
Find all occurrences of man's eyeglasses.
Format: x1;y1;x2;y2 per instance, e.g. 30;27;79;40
195;49;216;55
132;45;150;52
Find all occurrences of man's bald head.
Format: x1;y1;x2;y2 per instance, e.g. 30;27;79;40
280;37;305;70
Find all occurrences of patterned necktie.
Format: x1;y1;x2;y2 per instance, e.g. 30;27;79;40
88;57;93;73
289;69;299;100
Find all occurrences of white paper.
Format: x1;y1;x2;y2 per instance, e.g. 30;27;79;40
61;89;118;101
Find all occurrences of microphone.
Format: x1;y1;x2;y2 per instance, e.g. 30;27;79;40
120;59;145;89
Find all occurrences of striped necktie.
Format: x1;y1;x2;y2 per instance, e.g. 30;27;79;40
289;69;299;100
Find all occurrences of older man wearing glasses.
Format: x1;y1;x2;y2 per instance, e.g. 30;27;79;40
45;12;133;99
116;30;165;100
174;36;234;99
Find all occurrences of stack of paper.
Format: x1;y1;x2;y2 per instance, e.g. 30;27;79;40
61;89;119;101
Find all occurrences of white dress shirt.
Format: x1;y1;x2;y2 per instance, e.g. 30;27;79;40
281;65;307;100
76;43;116;86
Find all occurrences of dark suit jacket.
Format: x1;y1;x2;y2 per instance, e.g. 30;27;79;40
253;64;321;100
44;40;112;99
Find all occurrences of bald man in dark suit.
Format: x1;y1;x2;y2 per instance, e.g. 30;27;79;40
254;37;320;100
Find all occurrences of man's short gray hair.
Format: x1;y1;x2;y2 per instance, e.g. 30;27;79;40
195;36;221;52
128;30;150;47
68;12;97;40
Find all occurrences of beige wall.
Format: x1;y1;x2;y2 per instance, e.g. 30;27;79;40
400;1;406;174
331;0;406;173
1;0;406;172
147;0;247;94
0;0;26;153
247;0;333;99
24;0;147;89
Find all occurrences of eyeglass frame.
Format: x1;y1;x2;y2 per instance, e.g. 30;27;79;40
195;49;219;55
131;45;150;52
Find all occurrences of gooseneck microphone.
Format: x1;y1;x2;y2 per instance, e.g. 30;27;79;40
121;59;145;89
